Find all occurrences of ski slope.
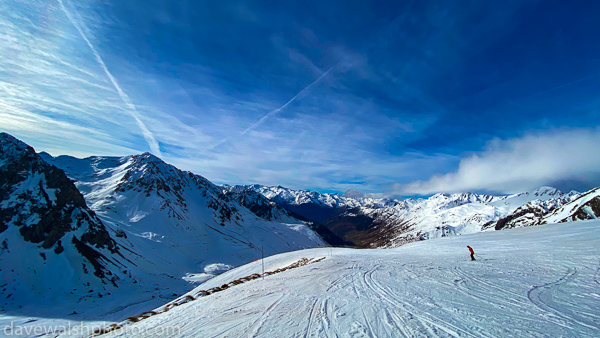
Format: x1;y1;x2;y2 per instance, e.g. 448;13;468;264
101;219;600;337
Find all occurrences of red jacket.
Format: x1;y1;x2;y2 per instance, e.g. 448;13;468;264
467;246;474;254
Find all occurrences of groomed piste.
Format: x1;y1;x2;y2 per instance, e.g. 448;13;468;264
96;219;600;337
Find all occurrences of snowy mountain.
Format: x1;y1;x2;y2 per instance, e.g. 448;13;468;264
1;133;326;324
40;151;327;280
0;133;131;311
243;184;394;223
381;187;580;245
89;219;600;337
223;185;350;246
490;186;600;230
223;185;304;223
542;186;600;223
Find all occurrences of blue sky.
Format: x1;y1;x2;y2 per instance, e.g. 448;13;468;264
1;0;599;195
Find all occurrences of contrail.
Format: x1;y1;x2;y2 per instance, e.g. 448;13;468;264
203;65;335;152
241;66;335;135
506;73;600;106
57;0;161;156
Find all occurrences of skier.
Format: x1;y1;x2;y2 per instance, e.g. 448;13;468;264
467;245;475;261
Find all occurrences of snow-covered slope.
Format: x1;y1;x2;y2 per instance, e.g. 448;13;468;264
98;219;600;337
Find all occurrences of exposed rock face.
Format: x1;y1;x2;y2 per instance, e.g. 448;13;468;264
0;132;120;282
494;199;564;230
545;187;600;223
570;197;600;221
225;186;285;221
495;204;549;230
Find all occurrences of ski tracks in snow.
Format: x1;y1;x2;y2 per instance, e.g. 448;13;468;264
451;266;532;312
595;259;600;285
345;261;476;338
359;266;412;338
363;266;475;338
527;267;600;334
303;297;320;338
249;293;286;337
303;296;344;338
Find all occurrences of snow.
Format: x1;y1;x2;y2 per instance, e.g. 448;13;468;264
182;264;234;283
544;187;600;223
203;263;233;275
581;206;597;219
181;273;213;284
97;219;600;337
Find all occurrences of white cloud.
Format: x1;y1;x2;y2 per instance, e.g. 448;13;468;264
398;128;600;195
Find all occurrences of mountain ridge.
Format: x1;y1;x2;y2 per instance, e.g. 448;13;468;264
1;133;328;322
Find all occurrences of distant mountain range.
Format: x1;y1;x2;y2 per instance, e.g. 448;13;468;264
1;132;599;320
235;184;598;248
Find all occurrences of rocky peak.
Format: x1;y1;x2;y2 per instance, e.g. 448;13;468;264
224;186;282;221
0;132;33;162
0;133;122;282
112;153;239;225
